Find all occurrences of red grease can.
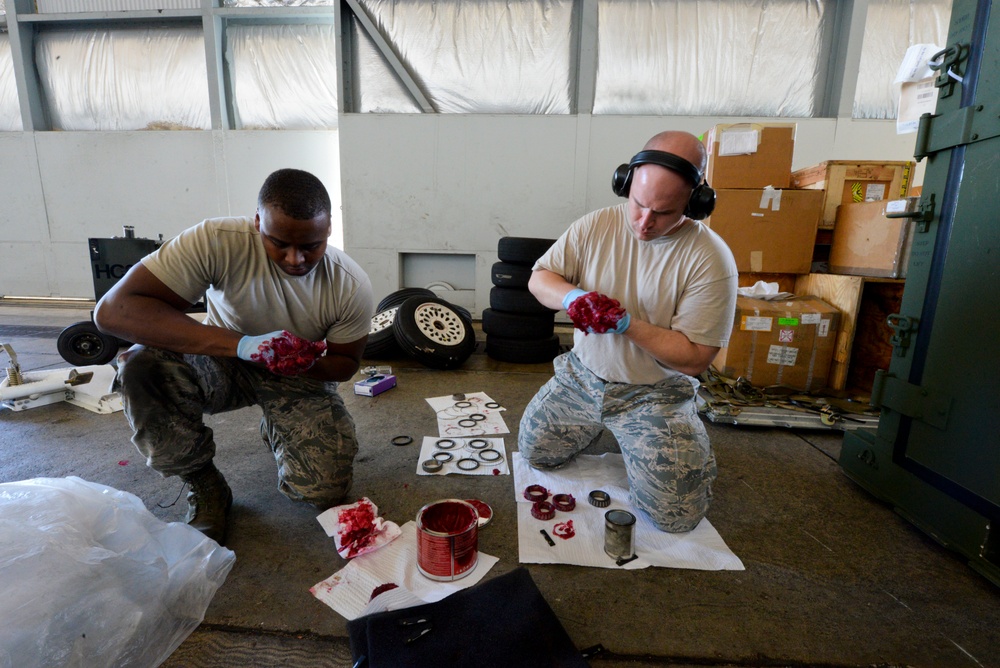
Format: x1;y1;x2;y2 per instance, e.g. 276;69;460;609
416;499;479;581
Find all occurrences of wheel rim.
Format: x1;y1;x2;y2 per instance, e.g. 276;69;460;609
412;302;466;345
71;333;106;358
370;307;398;334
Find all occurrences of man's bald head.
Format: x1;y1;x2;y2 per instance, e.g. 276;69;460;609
643;131;708;177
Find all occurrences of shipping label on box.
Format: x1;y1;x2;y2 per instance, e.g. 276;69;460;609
713;295;841;391
790;160;915;229
703;123;796;189
705;188;823;274
829;198;916;278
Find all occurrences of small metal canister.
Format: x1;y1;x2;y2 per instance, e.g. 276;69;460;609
604;509;636;560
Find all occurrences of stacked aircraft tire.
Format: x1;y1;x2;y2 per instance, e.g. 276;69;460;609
364;287;476;370
484;237;561;364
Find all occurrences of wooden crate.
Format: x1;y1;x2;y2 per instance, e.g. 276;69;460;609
793;273;905;394
790;161;915;230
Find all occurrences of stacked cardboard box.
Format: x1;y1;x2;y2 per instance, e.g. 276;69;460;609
712;295;841;392
790;160;916;230
702;123;822;276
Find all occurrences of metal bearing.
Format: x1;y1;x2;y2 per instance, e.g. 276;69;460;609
458;418;477;428
552;493;576;512
484;402;500;409
477;449;503;463
456;458;480;471
421;459;443;473
523;484;549;502
531;501;556;521
391;435;413;446
432;451;454;463
467;438;489;450
468;413;486;422
588;490;611;508
454;401;473;409
435;438;457;450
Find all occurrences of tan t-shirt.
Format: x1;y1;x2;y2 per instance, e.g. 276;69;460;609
142;217;374;344
535;203;737;384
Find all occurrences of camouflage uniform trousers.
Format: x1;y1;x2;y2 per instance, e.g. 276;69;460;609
518;351;717;532
114;345;358;508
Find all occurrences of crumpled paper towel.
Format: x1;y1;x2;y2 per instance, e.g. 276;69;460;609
737;280;795;301
317;497;402;559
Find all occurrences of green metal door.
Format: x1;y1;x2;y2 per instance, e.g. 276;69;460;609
840;0;1000;585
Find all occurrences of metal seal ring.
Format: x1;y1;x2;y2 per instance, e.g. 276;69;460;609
435;438;457;450
391;435;413;446
484;402;500;409
531;501;556;521
468;413;486;422
467;438;489;450
458;418;477;427
454;401;473;408
588;490;611;508
477;449;502;463
432;451;454;463
552;493;576;512
523;484;549;502
456;457;480;471
421;459;443;473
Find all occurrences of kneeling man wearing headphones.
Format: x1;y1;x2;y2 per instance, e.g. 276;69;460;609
519;130;738;533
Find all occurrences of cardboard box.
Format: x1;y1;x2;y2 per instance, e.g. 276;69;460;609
705;188;823;274
703;123;796;189
790;160;915;229
829;199;917;278
713;296;841;391
354;374;397;397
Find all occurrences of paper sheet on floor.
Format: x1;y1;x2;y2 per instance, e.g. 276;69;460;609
513;452;744;571
311;521;500;620
415;436;510;476
425;392;509;437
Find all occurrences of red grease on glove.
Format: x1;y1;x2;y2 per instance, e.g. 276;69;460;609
250;330;327;375
566;292;626;334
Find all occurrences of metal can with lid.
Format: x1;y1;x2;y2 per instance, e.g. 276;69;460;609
603;509;636;560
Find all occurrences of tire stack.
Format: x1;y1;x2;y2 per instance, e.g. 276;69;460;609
484;236;561;364
364;288;476;370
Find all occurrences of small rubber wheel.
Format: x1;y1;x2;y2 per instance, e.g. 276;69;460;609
497;237;556;266
376;288;437;313
364;306;403;359
57;321;121;366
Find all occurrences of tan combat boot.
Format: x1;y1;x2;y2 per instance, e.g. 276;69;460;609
182;461;233;545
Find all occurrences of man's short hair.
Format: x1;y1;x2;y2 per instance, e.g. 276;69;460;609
258;168;332;220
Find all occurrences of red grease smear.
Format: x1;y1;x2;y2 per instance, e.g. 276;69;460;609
567;292;626;334
552;520;575;539
250;330;327;375
464;499;492;521
118;460;129;466
369;582;399;601
492;469;500;476
421;501;477;534
337;500;377;557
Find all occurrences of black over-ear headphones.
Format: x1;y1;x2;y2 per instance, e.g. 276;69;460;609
611;149;716;220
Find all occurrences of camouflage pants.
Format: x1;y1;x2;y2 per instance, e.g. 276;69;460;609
115;345;358;508
518;352;716;532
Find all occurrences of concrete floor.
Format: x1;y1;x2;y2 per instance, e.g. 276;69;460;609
2;303;1000;668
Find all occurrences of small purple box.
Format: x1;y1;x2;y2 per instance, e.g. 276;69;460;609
353;374;397;397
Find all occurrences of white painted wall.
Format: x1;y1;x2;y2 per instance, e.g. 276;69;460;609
0;130;341;299
0;117;919;313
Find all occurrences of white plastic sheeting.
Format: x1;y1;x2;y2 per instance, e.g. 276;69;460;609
594;0;832;116
853;0;953;119
35;27;211;131
224;0;332;5
350;17;421;113
1;35;23;132
229;24;339;129
353;0;574;114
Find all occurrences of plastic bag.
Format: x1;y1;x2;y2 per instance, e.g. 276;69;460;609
0;477;236;668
